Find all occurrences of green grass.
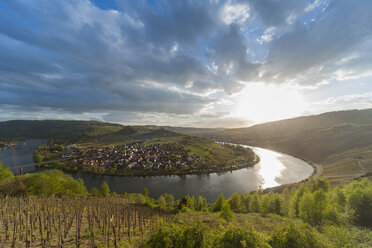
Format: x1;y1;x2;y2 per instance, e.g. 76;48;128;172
145;135;253;166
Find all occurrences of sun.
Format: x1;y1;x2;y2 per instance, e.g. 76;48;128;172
233;83;307;123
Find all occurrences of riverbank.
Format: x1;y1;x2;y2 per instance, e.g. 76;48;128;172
36;154;260;177
216;142;319;194
2;139;314;201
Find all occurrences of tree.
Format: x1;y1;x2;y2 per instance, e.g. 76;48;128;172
311;178;330;193
299;189;330;226
0;163;14;182
228;192;242;212
261;193;281;215
249;193;260;213
239;194;250;213
158;196;167;209
89;186;100;196
178;195;195;211
289;185;307;217
342;179;372;227
162;193;175;209
219;202;234;221
100;181;110;196
195;196;208;211
211;193;225;212
142;187;149;198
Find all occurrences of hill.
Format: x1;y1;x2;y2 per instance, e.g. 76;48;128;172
205;109;372;179
0;120;123;142
0;120;194;144
147;125;225;136
0;120;257;176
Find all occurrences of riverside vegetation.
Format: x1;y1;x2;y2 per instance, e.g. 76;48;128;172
0;163;371;247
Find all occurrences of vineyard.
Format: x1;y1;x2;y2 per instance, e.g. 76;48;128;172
0;196;171;247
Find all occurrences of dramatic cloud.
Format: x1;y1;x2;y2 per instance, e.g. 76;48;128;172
260;0;372;86
0;0;371;126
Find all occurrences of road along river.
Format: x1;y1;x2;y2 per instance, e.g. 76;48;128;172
0;141;313;202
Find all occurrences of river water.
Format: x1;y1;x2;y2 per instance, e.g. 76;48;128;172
0;140;313;202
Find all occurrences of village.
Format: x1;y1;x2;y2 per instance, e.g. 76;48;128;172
0;140;17;150
63;143;205;172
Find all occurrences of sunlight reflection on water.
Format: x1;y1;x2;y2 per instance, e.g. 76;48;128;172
253;147;285;188
0;141;313;202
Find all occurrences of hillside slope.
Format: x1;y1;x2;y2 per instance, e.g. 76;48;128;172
0;120;123;142
206;109;372;177
0;120;180;144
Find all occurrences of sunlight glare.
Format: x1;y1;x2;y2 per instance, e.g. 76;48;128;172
233;83;307;123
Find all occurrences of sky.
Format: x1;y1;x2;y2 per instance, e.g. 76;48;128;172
0;0;372;128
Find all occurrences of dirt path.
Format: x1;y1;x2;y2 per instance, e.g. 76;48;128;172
355;158;366;173
312;163;323;179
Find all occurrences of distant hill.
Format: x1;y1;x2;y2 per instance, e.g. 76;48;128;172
0;120;182;144
145;125;225;136
205;109;372;177
0;120;123;142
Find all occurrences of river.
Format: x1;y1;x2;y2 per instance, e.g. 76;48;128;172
0;140;313;202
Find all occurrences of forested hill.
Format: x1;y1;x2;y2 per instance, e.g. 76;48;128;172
0;120;178;143
0;120;122;140
205;109;372;177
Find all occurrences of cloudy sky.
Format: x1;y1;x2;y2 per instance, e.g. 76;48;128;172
0;0;371;127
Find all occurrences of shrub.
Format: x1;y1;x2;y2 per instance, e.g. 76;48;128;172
89;186;100;196
211;193;225;212
228;192;242;212
342;179;372;227
299;189;331;226
216;225;270;248
0;163;14;182
144;222;212;248
270;222;328;248
142;187;149;198
100;181;110;196
21;170;87;196
158;196;167;209
219;202;234;221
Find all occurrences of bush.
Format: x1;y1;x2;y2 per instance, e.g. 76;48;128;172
342;179;372;227
0;163;14;182
228;192;242;212
260;193;281;215
270;222;328;248
178;195;195;211
211;193;225;212
20;170;87;196
299;189;331;225
144;222;212;248
195;196;208;211
100;181;110;196
89;186;100;196
219;202;234;221
142;187;149;198
216;225;270;248
158;196;167;209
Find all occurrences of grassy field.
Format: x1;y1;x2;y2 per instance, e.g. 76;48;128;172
203;109;372;182
145;135;253;166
